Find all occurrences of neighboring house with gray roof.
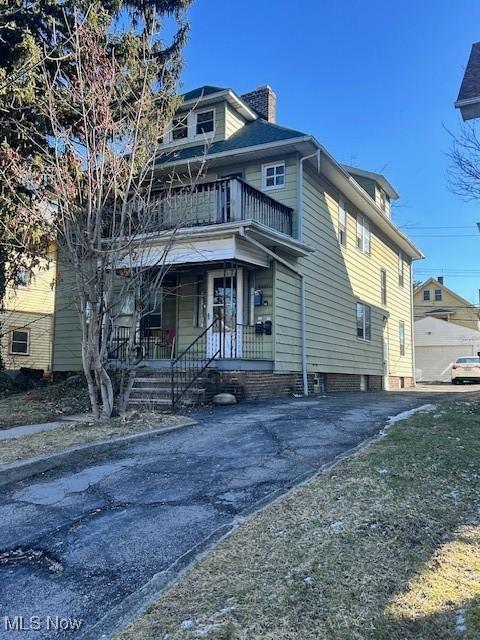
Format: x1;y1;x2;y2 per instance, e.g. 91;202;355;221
52;84;423;404
455;42;480;120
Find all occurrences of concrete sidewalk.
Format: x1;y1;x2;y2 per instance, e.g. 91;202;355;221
0;413;93;441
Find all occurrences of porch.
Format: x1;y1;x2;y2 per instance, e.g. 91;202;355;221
110;262;275;370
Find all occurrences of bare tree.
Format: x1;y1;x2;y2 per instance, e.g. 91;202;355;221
0;7;202;419
448;122;480;200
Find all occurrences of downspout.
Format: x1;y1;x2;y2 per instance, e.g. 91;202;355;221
239;227;309;396
410;261;416;387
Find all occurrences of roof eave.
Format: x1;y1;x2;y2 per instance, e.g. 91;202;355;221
179;89;258;121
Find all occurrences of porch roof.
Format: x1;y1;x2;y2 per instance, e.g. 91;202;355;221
124;220;312;268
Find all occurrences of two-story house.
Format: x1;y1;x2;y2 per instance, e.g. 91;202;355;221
52;85;423;405
414;277;480;331
1;249;56;373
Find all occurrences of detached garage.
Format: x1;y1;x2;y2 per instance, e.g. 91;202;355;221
414;316;480;382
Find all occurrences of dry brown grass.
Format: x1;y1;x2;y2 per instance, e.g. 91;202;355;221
0;412;191;465
116;399;480;640
0;378;90;429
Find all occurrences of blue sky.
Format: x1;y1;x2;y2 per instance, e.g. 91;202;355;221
177;0;480;302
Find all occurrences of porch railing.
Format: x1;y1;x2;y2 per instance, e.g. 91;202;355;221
109;323;268;362
131;178;293;236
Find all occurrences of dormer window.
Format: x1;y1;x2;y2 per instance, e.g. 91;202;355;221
172;116;188;141
196;110;215;135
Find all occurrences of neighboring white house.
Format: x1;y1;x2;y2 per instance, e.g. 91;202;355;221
414;316;480;382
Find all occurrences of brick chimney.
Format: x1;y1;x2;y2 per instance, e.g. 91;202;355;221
241;86;277;123
437;276;444;285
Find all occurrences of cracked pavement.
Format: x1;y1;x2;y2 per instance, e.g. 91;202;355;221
0;389;466;639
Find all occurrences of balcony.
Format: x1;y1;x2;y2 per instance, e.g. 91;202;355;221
138;177;293;237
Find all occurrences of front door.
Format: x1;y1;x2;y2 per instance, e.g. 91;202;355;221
207;269;243;358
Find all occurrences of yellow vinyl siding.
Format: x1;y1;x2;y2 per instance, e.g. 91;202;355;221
414;283;480;331
0;311;53;370
2;249;56;371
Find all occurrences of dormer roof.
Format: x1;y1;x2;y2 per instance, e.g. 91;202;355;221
342;164;400;200
179;85;258;121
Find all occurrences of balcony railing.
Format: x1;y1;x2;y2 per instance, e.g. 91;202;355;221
131;178;293;236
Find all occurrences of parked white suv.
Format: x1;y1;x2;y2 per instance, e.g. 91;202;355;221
451;356;480;384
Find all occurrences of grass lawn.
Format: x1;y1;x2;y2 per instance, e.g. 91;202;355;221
116;398;480;640
0;379;192;465
0;377;90;429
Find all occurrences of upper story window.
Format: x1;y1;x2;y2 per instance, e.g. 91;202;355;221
14;268;30;288
356;302;371;341
423;290;430;301
10;327;30;355
172;115;188;141
398;251;405;287
338;199;347;247
196;110;215;135
356;214;371;255
262;162;285;190
435;289;442;301
379;189;390;216
380;268;387;305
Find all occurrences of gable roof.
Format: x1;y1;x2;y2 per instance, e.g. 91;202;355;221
414;277;479;310
456;43;480;103
155;118;307;166
342;164;400;200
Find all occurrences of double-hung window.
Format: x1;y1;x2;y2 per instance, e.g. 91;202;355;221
10;328;30;355
338;199;347;247
356;303;371;341
196;110;215;135
262;162;285;190
356;214;371;255
423;290;430;301
380;268;387;305
172;115;188;141
399;320;405;356
435;289;442;301
398;251;405;287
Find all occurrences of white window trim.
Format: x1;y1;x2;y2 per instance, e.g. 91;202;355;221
9;326;31;356
380;268;387;306
399;320;406;356
398;250;405;288
356;302;372;342
356;214;371;256
163;108;216;146
338;199;347;248
195;108;215;137
261;161;286;191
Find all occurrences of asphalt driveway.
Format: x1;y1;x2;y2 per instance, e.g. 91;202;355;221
0;389;472;639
